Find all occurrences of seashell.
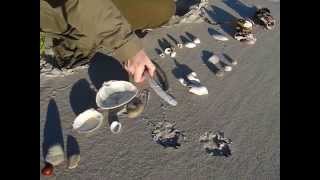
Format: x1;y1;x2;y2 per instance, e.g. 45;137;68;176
231;60;238;65
193;38;201;44
208;55;220;64
184;42;196;48
73;109;104;133
170;51;177;58
110;121;122;134
189;86;208;96
187;72;201;83
224;66;232;72
178;78;188;86
177;43;183;49
164;48;172;55
68;154;80;169
212;34;229;41
243;20;253;29
96;80;138;109
45;145;65;166
243;38;256;45
159;53;165;58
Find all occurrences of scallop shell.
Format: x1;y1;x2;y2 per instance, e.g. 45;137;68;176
208;55;220;64
164;48;172;55
212;34;229;41
189;86;208;96
184;42;196;48
73;109;104;133
187;72;200;83
193;38;201;44
110;121;122;134
45;145;65;166
224;66;232;72
170;51;177;58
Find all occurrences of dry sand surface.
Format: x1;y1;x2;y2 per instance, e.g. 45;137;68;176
40;0;280;179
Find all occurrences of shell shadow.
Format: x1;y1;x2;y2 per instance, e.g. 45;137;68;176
66;135;80;159
69;79;97;116
171;58;194;80
42;99;64;159
223;0;257;19
88;52;129;90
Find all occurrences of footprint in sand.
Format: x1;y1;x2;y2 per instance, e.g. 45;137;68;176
199;131;232;157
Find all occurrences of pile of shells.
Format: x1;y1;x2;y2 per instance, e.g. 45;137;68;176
199;131;232;157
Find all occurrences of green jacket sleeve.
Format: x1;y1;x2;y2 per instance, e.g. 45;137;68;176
43;0;143;63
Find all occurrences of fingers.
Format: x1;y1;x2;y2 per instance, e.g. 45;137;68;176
133;64;145;83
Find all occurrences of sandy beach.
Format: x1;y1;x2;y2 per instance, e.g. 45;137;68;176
40;0;280;179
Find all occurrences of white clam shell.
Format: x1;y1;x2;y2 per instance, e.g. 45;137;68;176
170;51;177;58
224;66;232;72
45;144;65;166
193;38;201;44
208;55;220;64
189;86;208;96
177;43;183;49
212;34;229;41
243;20;253;28
185;42;196;48
164;48;172;55
110;121;122;134
73;109;104;133
96;80;138;109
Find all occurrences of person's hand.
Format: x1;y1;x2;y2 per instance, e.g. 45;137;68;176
124;49;156;83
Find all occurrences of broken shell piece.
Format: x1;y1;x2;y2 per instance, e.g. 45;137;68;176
212;34;229;41
189;86;208;96
45;145;65;166
185;42;196;48
159;53;165;58
193;38;201;44
177;43;183;49
187;72;201;83
73;109;104;133
164;48;172;55
178;78;188;86
208;55;220;64
110;121;122;134
170;51;177;58
224;66;232;72
242;37;257;45
68;154;80;169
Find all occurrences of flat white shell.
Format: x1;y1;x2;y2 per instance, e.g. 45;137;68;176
187;72;200;83
189;86;208;96
185;42;196;48
68;154;80;169
208;55;220;64
45;145;65;166
110;121;122;134
212;34;229;41
164;48;172;55
224;66;233;72
73;109;104;133
170;51;177;58
96;80;138;109
177;43;183;48
193;38;201;44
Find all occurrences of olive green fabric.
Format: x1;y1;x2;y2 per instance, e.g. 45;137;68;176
40;0;175;69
